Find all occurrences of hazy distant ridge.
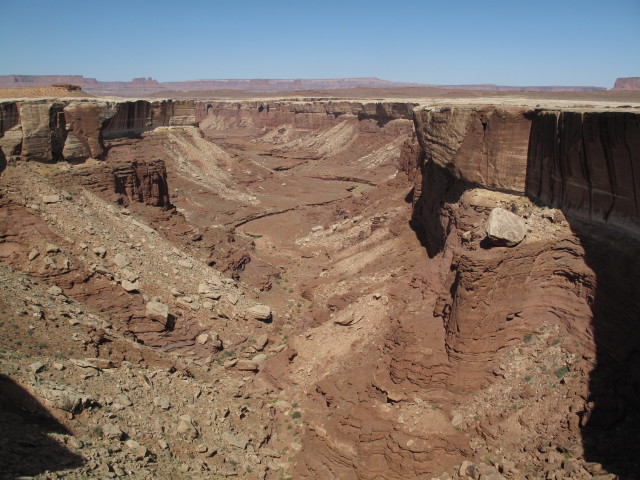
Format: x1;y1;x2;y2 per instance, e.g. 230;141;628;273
0;74;609;96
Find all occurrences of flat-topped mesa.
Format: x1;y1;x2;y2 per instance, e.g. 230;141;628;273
412;105;640;233
0;99;197;164
612;77;640;91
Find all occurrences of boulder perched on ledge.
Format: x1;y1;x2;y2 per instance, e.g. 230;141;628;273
485;208;526;246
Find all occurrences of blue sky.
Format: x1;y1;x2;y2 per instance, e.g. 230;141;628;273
1;0;638;87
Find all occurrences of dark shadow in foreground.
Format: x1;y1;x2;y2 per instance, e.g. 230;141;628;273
569;222;640;478
0;374;85;479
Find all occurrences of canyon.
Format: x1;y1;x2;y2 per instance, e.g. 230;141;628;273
1;88;639;480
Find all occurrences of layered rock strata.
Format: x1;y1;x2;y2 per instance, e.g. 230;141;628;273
413;106;640;233
0;99;197;163
526;110;640;232
196;100;417;129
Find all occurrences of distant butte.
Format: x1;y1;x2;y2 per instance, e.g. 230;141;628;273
0;74;611;97
612;76;640;90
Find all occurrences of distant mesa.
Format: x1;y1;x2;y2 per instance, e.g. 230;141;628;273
0;74;615;97
612;77;640;91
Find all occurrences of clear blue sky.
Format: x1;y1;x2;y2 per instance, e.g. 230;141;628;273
1;0;638;88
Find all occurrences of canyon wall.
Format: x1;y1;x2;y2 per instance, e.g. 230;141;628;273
409;105;640;476
527;110;640;233
413;106;640;234
413;107;532;193
0;99;197;164
196;100;417;131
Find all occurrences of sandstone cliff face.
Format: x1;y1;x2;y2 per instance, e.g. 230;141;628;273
64;159;172;209
0;102;21;167
19;101;66;162
413;106;640;233
527;110;640;232
197;100;417;130
103;100;196;138
63;101;118;160
413;106;532;193
408;106;640;475
0;99;196;164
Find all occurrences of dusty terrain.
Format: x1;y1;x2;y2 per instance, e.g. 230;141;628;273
1;88;640;480
0;86;93;99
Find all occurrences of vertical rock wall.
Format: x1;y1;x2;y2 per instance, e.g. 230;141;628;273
0;99;196;164
413;106;640;233
526;110;640;233
413;106;532;193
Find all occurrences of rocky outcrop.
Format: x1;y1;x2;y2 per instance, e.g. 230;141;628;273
0;102;21;166
612;77;640;90
406;105;639;392
19;101;67;162
103;100;196;138
65;159;172;209
112;160;172;209
63;101;118;160
407;104;640;477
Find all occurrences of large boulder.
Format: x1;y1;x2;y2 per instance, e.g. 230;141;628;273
485;208;526;246
146;301;169;323
246;304;272;322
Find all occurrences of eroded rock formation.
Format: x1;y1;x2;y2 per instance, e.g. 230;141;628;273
413;106;532;193
1;94;639;479
408;104;640;477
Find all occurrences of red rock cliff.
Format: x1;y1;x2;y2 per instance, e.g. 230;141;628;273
0;99;196;163
526;110;640;233
196;100;417;129
413;106;640;233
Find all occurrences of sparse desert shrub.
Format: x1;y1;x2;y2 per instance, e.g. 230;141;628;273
555;366;569;378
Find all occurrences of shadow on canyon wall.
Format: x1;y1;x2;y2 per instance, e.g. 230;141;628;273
568;222;640;478
409;159;465;258
0;374;85;478
525;110;640;477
